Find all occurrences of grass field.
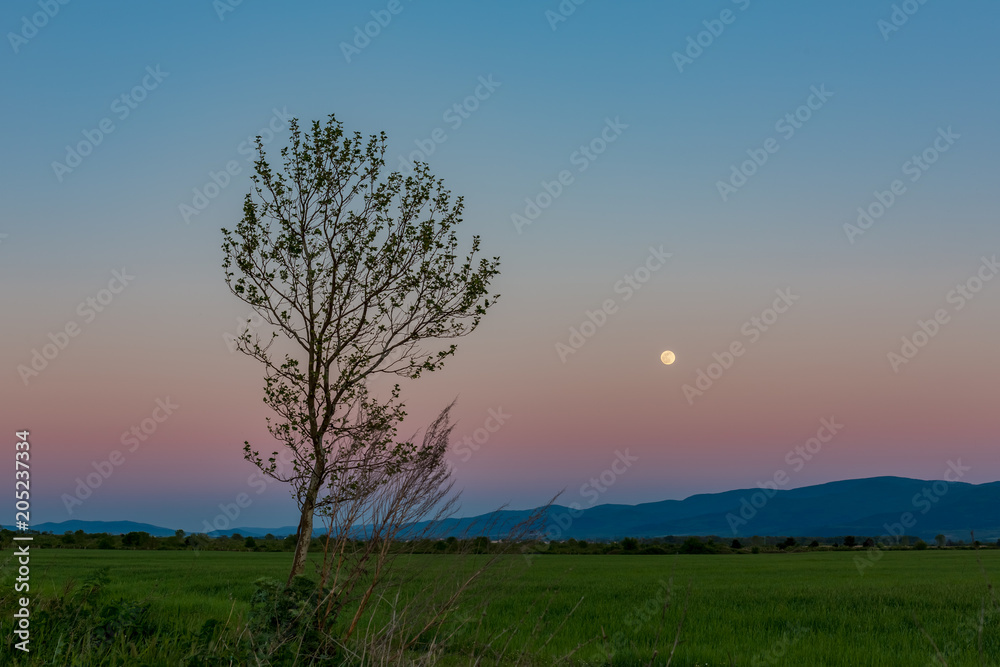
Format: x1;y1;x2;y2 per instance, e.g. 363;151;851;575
3;549;999;665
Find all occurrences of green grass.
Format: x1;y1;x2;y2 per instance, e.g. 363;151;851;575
2;549;999;665
7;550;312;635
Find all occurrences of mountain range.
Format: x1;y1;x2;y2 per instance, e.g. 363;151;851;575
13;476;999;542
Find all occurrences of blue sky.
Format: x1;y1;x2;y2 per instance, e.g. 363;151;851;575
3;1;1000;530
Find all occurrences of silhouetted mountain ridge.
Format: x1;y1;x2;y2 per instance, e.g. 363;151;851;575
15;476;998;541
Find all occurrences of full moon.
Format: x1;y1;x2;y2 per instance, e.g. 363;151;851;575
660;350;676;365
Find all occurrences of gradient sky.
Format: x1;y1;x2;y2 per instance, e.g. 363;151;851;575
2;1;999;532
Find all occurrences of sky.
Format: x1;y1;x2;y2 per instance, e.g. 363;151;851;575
2;1;999;532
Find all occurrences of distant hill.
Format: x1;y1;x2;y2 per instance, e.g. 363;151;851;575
201;526;300;538
400;476;1000;542
12;476;999;542
2;520;302;539
18;520;182;538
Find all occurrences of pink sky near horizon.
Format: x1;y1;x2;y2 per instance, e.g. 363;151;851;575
4;250;998;529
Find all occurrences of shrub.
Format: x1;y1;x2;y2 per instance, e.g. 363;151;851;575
914;539;929;550
20;568;158;660
248;576;331;661
680;537;711;555
122;531;152;548
472;536;490;554
640;545;668;555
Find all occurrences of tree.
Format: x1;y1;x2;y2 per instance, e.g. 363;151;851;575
680;537;710;554
843;535;856;548
809;540;820;548
222;115;500;584
731;539;742;549
122;531;151;548
914;539;929;550
935;534;946;548
622;537;639;551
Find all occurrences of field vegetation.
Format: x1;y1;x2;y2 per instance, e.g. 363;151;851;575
2;543;998;665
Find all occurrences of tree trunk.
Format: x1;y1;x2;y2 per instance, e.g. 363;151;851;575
287;461;323;586
287;498;315;586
